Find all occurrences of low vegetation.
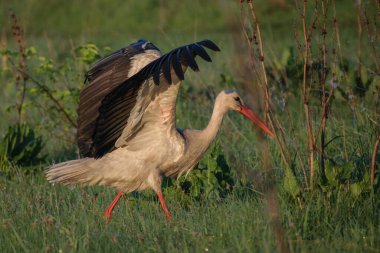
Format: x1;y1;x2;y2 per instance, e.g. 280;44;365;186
0;0;379;252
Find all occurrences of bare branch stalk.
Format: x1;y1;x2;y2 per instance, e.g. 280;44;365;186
320;0;331;183
239;2;263;83
268;114;293;172
363;6;380;73
240;1;293;173
371;136;380;186
8;58;77;128
356;0;363;74
239;3;290;250
10;10;27;123
260;135;290;253
331;0;343;64
301;0;317;189
273;116;293;170
247;1;270;117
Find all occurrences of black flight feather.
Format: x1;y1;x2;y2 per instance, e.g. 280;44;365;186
197;40;220;52
153;54;169;85
193;43;212;62
183;45;199;71
79;39;220;158
173;49;184;80
163;51;174;84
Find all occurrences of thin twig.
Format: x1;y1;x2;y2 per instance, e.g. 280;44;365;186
272;115;294;174
343;127;348;160
240;1;293;172
10;10;27;123
301;0;317;189
363;8;380;73
320;0;331;183
239;2;263;83
260;137;290;253
239;2;290;252
331;0;343;64
247;1;270;117
7;58;77;128
356;0;363;74
371;136;380;186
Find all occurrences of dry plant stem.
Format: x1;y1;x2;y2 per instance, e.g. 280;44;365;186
0;29;7;71
371;136;380;186
320;0;330;181
284;108;310;187
290;134;309;188
260;141;290;253
266;188;290;253
356;0;363;74
247;1;270;117
301;0;316;189
240;3;290;251
330;0;340;94
343;127;348;160
331;0;343;63
239;3;262;82
363;9;380;73
376;0;380;10
272;115;295;175
10;10;27;123
8;58;77;128
267;113;291;170
375;0;380;23
239;1;292;171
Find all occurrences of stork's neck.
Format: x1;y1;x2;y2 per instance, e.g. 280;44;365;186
199;100;226;149
172;98;226;178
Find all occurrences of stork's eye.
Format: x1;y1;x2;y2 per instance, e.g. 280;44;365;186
234;97;240;102
142;42;149;49
143;42;158;51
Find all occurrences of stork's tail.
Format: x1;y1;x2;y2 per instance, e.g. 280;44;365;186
46;158;95;185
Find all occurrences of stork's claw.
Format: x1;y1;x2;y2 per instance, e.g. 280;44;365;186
103;191;124;224
104;209;112;224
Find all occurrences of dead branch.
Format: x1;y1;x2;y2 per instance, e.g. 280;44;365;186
7;58;77;128
240;1;293;173
9;10;27;123
247;1;270;116
363;7;380;73
301;0;318;188
332;0;343;64
260;133;290;253
319;0;331;183
239;2;263;82
371;136;380;186
356;0;363;74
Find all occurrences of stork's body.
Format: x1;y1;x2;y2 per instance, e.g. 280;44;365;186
46;39;273;222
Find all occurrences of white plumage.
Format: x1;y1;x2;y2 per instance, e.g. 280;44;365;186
46;39;273;222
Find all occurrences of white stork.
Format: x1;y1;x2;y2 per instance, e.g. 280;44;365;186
46;39;273;223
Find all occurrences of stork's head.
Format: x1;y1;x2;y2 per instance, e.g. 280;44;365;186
217;89;273;136
127;39;162;76
130;39;161;55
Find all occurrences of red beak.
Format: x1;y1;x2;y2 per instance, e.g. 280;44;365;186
238;105;274;136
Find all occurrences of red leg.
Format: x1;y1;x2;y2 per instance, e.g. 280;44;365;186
104;191;124;224
157;191;172;220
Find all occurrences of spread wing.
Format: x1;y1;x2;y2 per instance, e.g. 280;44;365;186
77;44;161;156
77;40;220;158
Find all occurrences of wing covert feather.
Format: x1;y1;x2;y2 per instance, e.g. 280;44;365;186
77;40;220;158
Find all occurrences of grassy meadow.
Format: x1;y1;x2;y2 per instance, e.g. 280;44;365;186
1;0;379;252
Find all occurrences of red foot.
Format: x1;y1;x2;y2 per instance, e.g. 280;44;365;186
104;191;123;224
157;191;172;220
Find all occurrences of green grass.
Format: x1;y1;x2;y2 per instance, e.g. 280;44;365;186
1;0;380;252
1;172;379;253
